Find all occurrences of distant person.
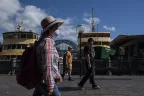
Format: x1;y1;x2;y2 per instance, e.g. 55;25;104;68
77;38;100;89
33;16;64;96
62;46;74;81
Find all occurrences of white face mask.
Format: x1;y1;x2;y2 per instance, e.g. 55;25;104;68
52;30;59;37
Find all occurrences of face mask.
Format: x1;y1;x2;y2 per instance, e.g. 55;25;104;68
52;30;59;37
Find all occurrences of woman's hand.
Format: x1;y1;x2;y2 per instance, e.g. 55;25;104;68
47;88;53;96
88;63;91;68
55;75;63;83
58;75;63;82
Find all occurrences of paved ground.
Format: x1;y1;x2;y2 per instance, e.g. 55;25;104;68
0;75;144;96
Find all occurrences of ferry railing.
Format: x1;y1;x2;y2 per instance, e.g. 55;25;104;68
0;59;11;74
94;58;144;75
71;58;144;76
0;58;21;75
0;58;144;75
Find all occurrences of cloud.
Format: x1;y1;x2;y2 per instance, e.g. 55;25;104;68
83;13;116;32
16;5;47;31
84;12;91;17
56;19;77;43
56;18;72;25
0;0;78;43
83;13;100;32
83;17;100;24
0;0;47;32
83;24;91;32
83;12;100;24
53;18;79;43
0;0;22;31
56;19;93;43
103;26;116;31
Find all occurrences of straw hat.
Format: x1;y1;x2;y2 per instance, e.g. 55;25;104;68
41;16;64;33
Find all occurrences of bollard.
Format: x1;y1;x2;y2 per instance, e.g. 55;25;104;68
11;58;16;75
108;58;112;76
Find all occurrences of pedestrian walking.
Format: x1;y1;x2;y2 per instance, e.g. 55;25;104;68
62;46;74;81
33;16;64;96
77;38;100;89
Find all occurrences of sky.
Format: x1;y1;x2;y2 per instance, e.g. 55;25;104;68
0;0;144;43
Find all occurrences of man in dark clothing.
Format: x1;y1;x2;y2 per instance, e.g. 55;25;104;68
77;38;100;89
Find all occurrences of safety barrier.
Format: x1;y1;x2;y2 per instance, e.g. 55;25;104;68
0;58;144;75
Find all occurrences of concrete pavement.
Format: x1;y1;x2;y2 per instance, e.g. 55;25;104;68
0;75;144;96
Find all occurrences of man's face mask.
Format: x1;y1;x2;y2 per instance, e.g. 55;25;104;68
52;30;59;37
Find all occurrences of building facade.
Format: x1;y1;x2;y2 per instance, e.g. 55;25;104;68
111;35;144;59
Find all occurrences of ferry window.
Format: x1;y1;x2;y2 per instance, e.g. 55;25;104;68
81;42;86;46
3;56;5;59
0;56;3;59
3;35;7;39
93;42;96;45
3;45;7;50
11;55;16;59
102;42;110;46
8;34;13;39
34;35;36;39
13;34;19;39
93;42;101;45
7;45;12;49
17;56;21;60
21;34;26;38
12;44;16;49
27;34;33;38
6;55;10;59
17;44;21;49
22;44;27;49
97;42;101;45
5;34;10;39
5;45;8;50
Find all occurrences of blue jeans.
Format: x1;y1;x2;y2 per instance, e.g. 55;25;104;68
33;84;61;96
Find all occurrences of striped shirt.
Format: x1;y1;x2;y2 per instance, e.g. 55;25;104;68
36;36;60;90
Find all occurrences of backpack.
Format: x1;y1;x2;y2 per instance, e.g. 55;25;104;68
16;40;42;90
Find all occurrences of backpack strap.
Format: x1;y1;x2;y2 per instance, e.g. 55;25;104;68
35;36;51;77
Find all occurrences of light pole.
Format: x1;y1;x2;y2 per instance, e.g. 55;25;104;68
76;24;85;77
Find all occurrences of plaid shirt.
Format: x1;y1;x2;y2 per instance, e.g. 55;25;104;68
36;36;60;90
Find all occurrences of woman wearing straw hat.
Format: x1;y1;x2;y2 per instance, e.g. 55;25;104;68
33;16;64;96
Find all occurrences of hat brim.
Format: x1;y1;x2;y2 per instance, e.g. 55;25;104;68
68;47;72;49
43;20;64;33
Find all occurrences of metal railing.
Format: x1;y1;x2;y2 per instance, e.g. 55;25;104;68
0;59;20;75
71;58;144;75
0;58;144;75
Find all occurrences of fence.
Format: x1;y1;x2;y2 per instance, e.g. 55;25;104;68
0;58;144;75
0;58;20;75
66;58;144;75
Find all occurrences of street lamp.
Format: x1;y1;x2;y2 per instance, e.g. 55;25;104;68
76;24;85;77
